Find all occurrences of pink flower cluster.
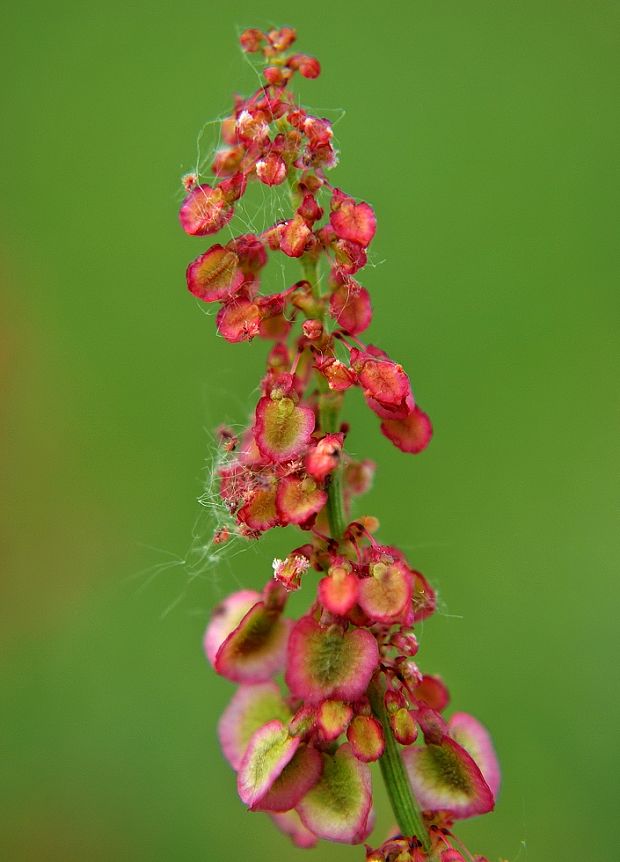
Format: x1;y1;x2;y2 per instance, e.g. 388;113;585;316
180;26;500;860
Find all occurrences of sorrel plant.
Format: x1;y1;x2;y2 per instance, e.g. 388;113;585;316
178;26;502;862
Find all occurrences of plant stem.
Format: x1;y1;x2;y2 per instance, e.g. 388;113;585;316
369;678;431;850
299;254;347;540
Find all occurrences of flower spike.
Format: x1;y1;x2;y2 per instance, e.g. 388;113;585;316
179;25;501;862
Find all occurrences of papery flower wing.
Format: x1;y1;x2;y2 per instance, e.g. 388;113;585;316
297;743;372;844
358;561;412;623
203;590;261;666
215;601;290;683
276;475;327;525
255;396;315;462
218;682;291;770
380;406;433;454
253;745;323;812
285;617;379;703
403;737;494;819
237;719;300;807
186;245;243;302
448;712;500;799
269;810;318;849
179;184;233;236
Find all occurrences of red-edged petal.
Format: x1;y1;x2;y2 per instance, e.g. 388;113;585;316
215;601;290;683
204;590;260;666
269;810;318;849
276;475;327;525
380;406;433;454
254;745;323;812
186;245;243;302
448;713;500;799
403;737;494;819
179;184;233;236
237;720;300;807
347;715;385;763
285;617;379;703
216;297;261;342
218;682;291;770
358;561;412;624
297;743;372;844
329;282;372;335
330;198;376;248
255;396;315;462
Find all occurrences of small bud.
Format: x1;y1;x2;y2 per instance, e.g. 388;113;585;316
347;714;385;762
390;708;418;746
267;27;296;52
256;152;287;186
305;432;344;481
317;699;353;741
239;28;264;53
302;318;323;340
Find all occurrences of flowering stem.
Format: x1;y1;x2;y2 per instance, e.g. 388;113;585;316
320;394;347;539
299;253;347;541
369;678;431;850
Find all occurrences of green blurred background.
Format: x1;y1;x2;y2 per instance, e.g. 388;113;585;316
1;1;618;860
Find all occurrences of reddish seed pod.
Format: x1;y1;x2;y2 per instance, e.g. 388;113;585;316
256;152;287;186
179;184;233;236
347;715;385;762
239;28;264;53
305;432;344;481
288;53;321;78
280;215;312;257
389;707;418;746
302;319;323;340
267;27;296;52
211;146;243;177
384;688;406;714
263;65;288;87
297;193;323;225
318;565;359;616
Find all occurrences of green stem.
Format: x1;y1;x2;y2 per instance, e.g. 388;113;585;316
369;678;431;850
299;254;347;540
319;394;347;540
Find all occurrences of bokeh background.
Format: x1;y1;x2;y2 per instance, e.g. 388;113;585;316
1;1;618;860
